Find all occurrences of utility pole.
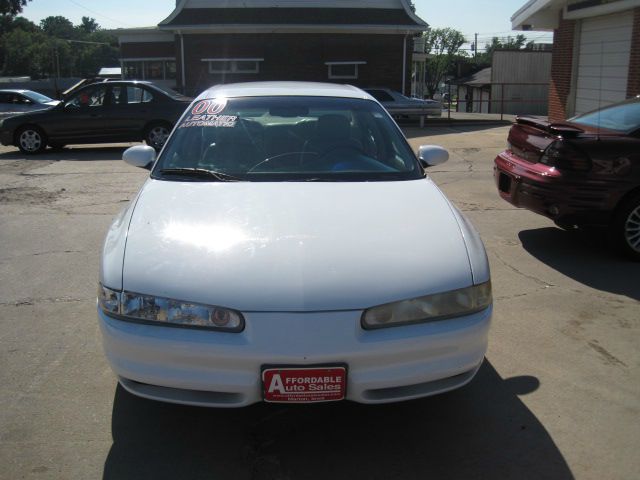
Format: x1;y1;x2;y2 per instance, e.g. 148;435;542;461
474;33;478;58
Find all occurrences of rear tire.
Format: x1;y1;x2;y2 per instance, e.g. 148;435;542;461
16;126;47;154
144;122;171;151
612;193;640;261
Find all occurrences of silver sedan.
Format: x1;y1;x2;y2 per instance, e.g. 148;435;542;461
364;87;442;125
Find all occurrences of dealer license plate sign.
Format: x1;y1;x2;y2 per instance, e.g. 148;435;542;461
262;367;346;403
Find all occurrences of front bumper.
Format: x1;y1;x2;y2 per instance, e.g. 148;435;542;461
98;306;491;407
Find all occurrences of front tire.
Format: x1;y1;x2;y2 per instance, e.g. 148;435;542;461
144;122;171;151
613;193;640;261
16;126;47;154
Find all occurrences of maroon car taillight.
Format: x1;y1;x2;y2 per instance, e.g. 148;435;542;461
539;141;592;172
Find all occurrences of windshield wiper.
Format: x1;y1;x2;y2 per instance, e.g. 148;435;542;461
158;168;243;182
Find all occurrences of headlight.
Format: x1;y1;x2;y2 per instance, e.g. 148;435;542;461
98;284;244;332
361;282;491;330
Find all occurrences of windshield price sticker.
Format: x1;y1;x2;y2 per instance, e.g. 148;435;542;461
262;367;346;403
178;114;237;129
192;98;227;115
179;98;237;128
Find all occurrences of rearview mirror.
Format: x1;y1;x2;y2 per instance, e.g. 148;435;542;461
418;145;449;168
123;145;156;170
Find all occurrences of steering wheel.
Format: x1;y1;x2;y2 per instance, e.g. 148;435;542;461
248;151;317;173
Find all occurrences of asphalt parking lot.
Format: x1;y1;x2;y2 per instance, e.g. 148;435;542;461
0;125;638;480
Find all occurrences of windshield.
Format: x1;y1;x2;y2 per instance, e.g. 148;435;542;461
569;99;640;133
152;84;189;99
22;91;54;103
153;96;422;182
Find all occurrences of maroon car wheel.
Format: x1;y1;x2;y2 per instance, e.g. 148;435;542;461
614;193;640;261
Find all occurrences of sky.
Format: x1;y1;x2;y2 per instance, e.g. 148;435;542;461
19;0;553;48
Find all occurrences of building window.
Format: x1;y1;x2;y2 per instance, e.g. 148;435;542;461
165;60;177;80
326;61;366;80
202;58;263;74
144;61;164;80
122;58;177;81
123;61;142;79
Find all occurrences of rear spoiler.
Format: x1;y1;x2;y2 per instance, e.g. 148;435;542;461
515;115;584;137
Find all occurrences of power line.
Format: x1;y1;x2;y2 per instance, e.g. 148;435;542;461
66;0;135;28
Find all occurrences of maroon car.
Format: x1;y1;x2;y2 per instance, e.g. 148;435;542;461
494;97;640;260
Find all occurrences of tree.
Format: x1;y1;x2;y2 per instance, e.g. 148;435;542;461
476;34;531;66
78;16;98;35
0;28;50;76
485;34;527;56
40;16;77;39
423;28;466;98
0;15;36;35
1;14;119;78
0;15;37;70
0;0;31;16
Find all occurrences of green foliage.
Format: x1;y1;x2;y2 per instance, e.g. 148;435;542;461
78;16;98;35
0;14;36;35
1;28;48;76
40;16;77;39
475;34;533;66
0;15;120;79
422;27;466;98
0;0;31;17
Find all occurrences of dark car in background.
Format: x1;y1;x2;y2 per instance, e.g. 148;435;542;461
0;89;60;117
494;97;640;260
0;81;191;154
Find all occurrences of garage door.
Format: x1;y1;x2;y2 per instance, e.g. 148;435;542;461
574;12;633;115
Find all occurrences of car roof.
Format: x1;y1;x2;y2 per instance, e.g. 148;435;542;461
196;82;372;101
0;89;31;94
92;80;152;86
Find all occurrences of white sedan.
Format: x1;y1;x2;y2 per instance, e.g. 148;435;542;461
98;81;491;407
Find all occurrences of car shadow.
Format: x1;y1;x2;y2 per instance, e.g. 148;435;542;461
102;361;573;480
519;227;639;301
0;145;139;162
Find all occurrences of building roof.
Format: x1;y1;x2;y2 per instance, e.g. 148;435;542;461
511;0;640;31
196;81;371;101
159;0;427;33
452;68;492;87
163;8;421;26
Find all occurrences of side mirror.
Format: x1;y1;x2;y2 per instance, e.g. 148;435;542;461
123;145;156;170
418;145;449;168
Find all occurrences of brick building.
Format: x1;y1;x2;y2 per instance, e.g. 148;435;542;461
115;0;427;97
512;0;640;122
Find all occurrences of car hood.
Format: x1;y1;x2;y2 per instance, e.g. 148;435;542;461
122;178;473;312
